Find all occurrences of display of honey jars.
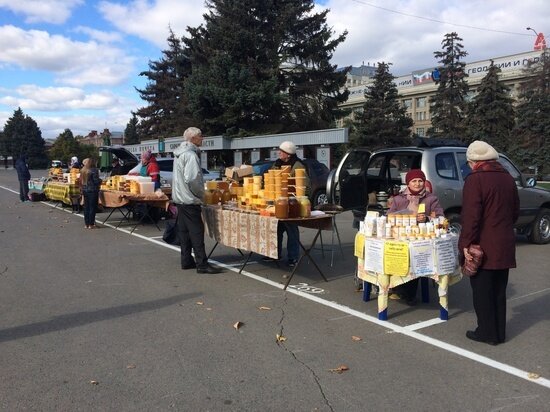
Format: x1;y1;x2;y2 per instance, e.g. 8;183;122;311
288;196;300;218
275;197;289;219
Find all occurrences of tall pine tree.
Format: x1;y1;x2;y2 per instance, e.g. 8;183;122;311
135;28;194;139
429;32;469;138
512;50;550;177
463;61;515;150
124;113;141;144
183;0;349;136
350;62;412;148
1;108;47;168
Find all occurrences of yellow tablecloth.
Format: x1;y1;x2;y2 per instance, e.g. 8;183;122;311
44;182;80;205
356;233;462;316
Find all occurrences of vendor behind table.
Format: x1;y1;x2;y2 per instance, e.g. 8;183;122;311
386;168;444;305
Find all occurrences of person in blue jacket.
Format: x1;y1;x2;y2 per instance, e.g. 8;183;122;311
15;155;31;202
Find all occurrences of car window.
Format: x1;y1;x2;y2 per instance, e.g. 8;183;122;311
498;157;522;186
308;161;328;176
435;153;459;180
456;152;470;179
157;159;174;172
341;151;371;176
387;153;421;182
367;155;385;177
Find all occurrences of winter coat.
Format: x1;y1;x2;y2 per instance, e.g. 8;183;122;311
458;162;519;270
172;141;204;205
140;156;161;189
80;168;101;192
15;157;31;181
388;190;444;217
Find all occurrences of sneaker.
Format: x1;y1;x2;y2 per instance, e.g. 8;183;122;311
287;259;297;268
261;256;279;262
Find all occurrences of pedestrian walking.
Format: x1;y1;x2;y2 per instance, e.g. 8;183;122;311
14;154;31;202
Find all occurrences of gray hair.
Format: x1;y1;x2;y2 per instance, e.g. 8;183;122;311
183;127;202;141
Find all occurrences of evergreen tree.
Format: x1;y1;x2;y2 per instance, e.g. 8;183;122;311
429;32;469;138
124;113;141;144
135;28;194;139
183;0;349;136
350;62;413;148
511;50;550;177
463;61;515;150
49;129;96;165
1;108;47;168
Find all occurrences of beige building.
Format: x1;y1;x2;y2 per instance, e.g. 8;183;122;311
80;129;124;147
340;50;544;136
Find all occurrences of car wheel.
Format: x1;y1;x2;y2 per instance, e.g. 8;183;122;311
529;208;550;244
312;190;327;207
446;212;461;235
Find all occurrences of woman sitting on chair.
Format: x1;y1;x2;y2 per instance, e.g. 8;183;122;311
388;169;444;305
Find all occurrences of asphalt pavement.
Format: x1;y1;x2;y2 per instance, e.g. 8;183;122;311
1;169;549;411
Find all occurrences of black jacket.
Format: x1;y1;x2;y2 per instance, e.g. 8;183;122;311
15;157;31;181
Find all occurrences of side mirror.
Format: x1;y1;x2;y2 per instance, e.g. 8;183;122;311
526;176;537;187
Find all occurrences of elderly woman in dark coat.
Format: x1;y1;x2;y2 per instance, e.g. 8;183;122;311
459;141;519;346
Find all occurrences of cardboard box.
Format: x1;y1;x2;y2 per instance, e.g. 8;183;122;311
225;165;253;179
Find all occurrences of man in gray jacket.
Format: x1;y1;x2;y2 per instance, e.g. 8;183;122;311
172;127;221;274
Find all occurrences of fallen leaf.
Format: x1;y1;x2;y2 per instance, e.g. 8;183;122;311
196;301;204;305
329;365;349;374
90;380;99;385
258;306;271;311
126;364;136;369
206;308;212;311
233;321;243;330
528;372;540;379
276;334;286;342
351;336;362;342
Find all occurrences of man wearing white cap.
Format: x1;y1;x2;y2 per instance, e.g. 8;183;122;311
459;140;519;346
268;141;310;267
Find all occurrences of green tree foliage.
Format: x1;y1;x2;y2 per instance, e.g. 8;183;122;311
49;129;97;165
135;28;194;139
511;50;550;177
1;107;47;168
124;113;141;144
183;0;349;136
349;62;413;149
429;32;469;138
463;62;515;150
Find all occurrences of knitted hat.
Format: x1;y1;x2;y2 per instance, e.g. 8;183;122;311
405;169;426;185
279;141;296;155
466;140;499;161
141;150;152;163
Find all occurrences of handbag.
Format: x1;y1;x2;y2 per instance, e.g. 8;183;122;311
162;219;180;245
462;244;484;277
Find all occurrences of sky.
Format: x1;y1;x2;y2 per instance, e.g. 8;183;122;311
0;0;548;140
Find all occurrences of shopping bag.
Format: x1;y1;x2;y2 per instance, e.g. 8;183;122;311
163;219;180;245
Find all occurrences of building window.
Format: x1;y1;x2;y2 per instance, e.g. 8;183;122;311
416;128;425;136
416;97;426;108
402;99;412;110
415;111;427;121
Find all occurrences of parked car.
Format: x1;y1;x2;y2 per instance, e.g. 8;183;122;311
252;158;330;207
99;146;139;175
327;138;550;244
156;158;220;187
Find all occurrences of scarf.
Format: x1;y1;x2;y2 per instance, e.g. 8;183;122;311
471;160;506;173
404;187;426;213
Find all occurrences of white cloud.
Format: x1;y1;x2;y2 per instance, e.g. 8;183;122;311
321;0;549;75
0;0;83;24
0;85;124;111
98;0;207;47
0;25;135;86
73;26;124;43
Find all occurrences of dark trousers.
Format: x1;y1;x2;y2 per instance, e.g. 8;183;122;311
470;269;509;343
277;222;300;262
176;204;208;269
83;190;99;226
19;180;29;201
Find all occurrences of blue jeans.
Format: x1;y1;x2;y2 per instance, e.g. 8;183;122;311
83;190;99;226
277;222;300;262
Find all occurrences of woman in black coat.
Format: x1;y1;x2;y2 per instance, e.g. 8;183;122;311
15;155;31;202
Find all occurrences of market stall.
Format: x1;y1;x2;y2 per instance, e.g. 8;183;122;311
202;205;333;289
43;181;81;207
355;232;462;321
99;190;170;233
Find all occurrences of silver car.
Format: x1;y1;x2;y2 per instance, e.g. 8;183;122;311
327;141;550;244
157;158;219;188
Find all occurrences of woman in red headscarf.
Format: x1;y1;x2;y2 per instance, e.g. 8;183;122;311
388;169;444;304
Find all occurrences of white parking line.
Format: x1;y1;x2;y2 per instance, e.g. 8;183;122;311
5;186;550;390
